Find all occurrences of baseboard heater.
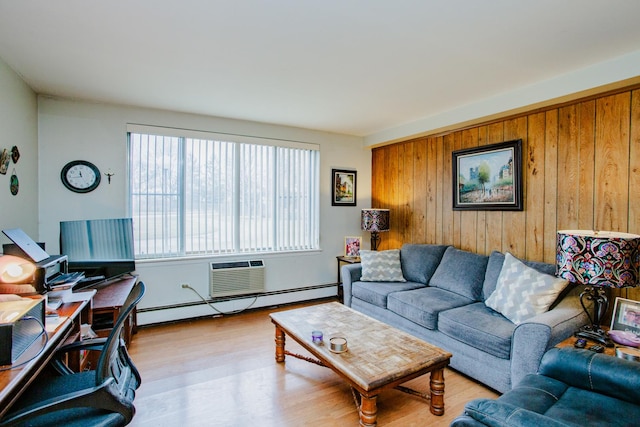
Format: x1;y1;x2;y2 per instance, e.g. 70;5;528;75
209;260;265;298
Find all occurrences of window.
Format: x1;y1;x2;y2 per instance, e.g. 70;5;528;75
128;126;320;259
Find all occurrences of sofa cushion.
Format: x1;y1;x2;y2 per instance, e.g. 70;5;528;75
399;244;450;284
387;287;473;330
482;250;556;300
485;253;569;324
359;249;406;282
429;247;488;301
439;302;515;359
351;281;425;308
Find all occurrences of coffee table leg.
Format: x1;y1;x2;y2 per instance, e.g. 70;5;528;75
359;395;378;427
430;368;445;415
274;325;285;363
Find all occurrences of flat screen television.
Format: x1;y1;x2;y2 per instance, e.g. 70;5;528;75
59;217;136;288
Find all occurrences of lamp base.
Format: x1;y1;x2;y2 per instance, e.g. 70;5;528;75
370;232;381;251
575;325;614;348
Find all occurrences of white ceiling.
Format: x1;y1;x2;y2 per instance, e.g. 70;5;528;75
1;1;640;142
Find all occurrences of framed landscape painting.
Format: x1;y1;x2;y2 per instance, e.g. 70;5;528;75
332;169;357;206
452;139;523;211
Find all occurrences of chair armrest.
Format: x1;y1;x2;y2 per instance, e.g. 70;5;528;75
509;288;587;387
51;337;108;375
340;263;362;307
459;399;570;427
539;347;640;404
58;337;108;353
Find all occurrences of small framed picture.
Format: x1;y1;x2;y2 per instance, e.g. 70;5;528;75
344;236;361;258
332;169;357;206
610;297;640;337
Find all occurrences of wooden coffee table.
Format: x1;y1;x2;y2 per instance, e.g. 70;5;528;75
270;302;452;426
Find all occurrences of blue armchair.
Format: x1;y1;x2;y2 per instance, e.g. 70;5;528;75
451;347;640;427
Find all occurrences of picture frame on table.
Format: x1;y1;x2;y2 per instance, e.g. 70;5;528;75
452;139;523;211
344;236;361;258
332;169;357;206
611;297;640;337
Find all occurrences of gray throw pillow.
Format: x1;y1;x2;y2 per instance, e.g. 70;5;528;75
360;249;406;282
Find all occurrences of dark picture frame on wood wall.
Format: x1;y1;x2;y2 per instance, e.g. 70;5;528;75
452;139;523;211
332;169;357;206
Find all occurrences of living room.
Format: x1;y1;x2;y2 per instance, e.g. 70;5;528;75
1;2;640;426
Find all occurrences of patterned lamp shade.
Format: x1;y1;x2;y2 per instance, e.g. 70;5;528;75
556;230;640;288
361;209;390;232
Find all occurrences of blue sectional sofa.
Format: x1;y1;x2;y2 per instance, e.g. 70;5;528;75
451;347;640;426
341;244;588;393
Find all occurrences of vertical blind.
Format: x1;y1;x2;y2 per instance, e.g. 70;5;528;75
128;126;320;259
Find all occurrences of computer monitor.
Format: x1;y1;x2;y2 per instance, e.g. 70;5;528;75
59;218;136;287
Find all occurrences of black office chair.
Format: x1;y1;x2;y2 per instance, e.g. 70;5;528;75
0;281;146;427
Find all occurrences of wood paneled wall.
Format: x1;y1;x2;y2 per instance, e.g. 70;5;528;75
372;86;640;302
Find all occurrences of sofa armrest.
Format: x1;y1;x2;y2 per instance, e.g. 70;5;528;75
539;347;640;404
457;399;571;427
341;263;362;307
509;287;588;387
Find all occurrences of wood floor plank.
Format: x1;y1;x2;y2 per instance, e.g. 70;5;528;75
128;300;498;426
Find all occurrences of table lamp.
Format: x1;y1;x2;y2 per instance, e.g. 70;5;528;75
556;230;640;347
0;254;36;284
361;209;390;251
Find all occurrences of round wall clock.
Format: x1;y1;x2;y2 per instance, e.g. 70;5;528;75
60;160;101;193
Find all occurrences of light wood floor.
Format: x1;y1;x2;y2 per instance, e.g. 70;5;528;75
127;300;498;427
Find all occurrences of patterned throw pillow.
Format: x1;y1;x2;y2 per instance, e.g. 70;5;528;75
485;252;569;324
360;249;406;282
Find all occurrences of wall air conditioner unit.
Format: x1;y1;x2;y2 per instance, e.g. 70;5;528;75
209;260;265;298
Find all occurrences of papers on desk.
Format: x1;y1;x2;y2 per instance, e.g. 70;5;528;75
45;315;68;333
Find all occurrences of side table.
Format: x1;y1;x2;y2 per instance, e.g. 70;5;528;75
336;256;360;303
556;333;616;357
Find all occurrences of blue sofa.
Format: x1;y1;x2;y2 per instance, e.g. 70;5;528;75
451;347;640;426
341;244;588;393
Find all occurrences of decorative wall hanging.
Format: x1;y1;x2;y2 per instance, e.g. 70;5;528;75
0;149;9;175
11;146;20;164
452;139;523;211
332;169;357;206
104;169;115;184
9;170;18;195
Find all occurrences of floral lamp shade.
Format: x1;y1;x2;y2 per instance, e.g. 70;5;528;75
556;230;640;347
361;209;390;232
556;230;640;288
361;209;390;251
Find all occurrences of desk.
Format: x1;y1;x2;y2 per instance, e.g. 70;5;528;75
92;276;137;346
0;290;94;419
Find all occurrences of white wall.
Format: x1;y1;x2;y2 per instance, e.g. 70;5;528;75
37;96;370;324
0;57;38;241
